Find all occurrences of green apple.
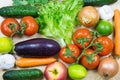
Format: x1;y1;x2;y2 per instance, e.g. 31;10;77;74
0;37;13;53
68;63;87;80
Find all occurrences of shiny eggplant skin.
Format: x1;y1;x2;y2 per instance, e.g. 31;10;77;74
14;38;61;57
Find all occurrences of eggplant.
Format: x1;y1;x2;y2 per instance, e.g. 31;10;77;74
14;38;61;57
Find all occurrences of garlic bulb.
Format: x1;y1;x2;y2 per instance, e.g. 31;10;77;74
0;54;15;69
98;5;114;20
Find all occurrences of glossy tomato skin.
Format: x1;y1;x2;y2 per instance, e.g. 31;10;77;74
20;16;39;36
80;49;100;69
59;44;80;64
94;36;113;56
73;28;93;49
0;18;20;37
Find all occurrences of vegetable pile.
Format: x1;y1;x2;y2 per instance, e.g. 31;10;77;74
0;0;119;80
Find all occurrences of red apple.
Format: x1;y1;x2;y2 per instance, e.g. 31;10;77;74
44;61;67;80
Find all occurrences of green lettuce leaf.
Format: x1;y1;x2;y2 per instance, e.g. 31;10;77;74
36;0;84;46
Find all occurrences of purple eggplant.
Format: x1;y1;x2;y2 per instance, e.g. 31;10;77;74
14;38;61;57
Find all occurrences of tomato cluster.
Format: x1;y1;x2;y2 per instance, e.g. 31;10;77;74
0;16;38;37
59;28;113;69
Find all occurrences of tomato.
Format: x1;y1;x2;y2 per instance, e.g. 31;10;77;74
20;16;39;36
73;28;93;49
0;18;20;37
93;36;113;56
80;49;100;69
59;44;80;64
96;20;113;36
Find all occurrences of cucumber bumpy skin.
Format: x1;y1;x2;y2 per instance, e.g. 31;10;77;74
84;0;118;6
3;69;43;80
0;5;38;17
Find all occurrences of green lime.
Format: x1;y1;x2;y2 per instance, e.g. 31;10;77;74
68;63;87;80
96;20;113;36
0;37;13;53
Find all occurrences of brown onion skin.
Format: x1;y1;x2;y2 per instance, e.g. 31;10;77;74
78;6;99;27
98;56;119;79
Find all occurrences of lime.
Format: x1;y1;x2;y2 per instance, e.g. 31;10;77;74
96;20;113;36
68;63;87;80
0;37;13;53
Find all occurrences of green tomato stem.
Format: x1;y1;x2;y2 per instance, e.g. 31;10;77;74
76;31;102;64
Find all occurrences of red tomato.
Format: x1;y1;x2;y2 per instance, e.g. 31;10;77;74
0;18;20;37
59;44;80;64
80;49;100;69
20;16;39;36
93;36;113;56
73;28;93;49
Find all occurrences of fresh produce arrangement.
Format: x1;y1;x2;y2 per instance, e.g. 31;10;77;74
0;0;120;80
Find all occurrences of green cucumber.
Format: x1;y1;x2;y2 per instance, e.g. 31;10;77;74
84;0;118;6
0;5;38;17
3;69;43;80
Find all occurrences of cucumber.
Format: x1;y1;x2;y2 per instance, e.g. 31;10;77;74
0;5;38;17
3;69;43;80
84;0;118;6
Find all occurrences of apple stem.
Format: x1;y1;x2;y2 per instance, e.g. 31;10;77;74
48;69;58;75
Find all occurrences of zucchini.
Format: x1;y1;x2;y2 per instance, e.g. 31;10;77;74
3;69;43;80
0;5;38;17
84;0;118;6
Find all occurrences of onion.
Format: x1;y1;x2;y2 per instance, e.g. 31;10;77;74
98;56;119;80
78;6;99;28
